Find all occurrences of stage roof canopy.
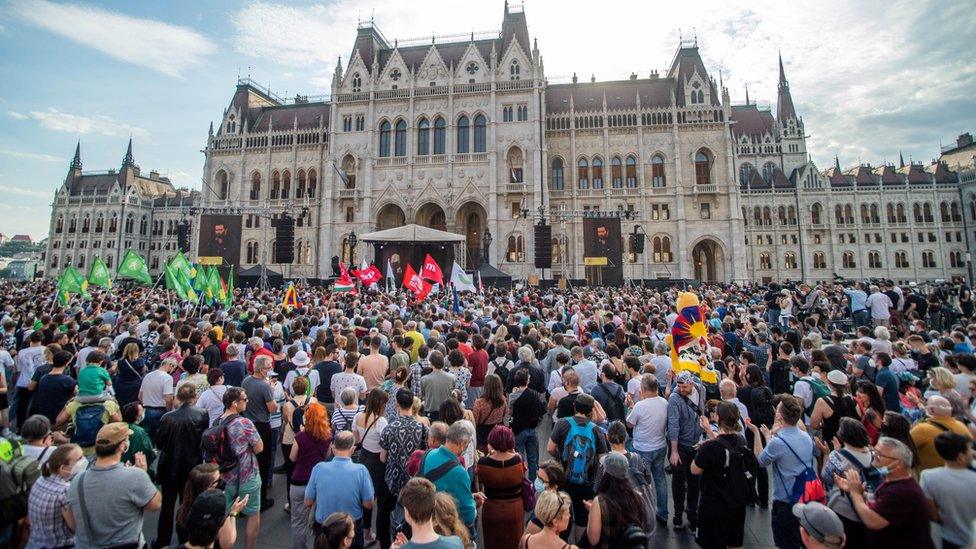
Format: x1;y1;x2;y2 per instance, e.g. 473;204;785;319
361;224;465;243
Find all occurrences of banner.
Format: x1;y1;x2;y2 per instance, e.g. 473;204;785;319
582;217;623;286
198;215;242;270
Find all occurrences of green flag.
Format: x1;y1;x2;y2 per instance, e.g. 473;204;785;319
87;257;112;289
57;266;90;304
117;250;151;284
207;267;222;303
169;251;193;280
164;262;187;301
192;265;209;298
223;269;234;308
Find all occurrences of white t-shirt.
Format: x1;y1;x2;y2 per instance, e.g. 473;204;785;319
197;385;228;426
0;349;13;371
626;376;642;403
139;369;174;408
627;395;668;452
15;346;45;388
920;467;976;546
650;355;672;387
353;412;388;453
330;372;368;402
283;367;320;397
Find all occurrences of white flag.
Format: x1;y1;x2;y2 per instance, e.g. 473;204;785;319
386;259;395;293
450;261;477;292
477;270;483;293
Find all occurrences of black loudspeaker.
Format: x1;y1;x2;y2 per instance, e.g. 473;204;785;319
275;216;295;264
634;232;645;254
534;223;552;269
176;221;190;253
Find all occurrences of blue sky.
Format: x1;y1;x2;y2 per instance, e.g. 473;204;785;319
1;0;973;240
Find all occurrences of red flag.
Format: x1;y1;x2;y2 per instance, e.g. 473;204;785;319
352;265;382;286
420;254;443;284
402;264;424;293
415;280;434;302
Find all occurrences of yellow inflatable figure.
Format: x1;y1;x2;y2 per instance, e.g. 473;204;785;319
666;292;718;384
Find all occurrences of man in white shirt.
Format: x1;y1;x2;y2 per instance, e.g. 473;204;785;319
570;346;598;393
649;342;673;391
627;374;669;526
864;285;893;327
13;331;45;430
139;357;176;442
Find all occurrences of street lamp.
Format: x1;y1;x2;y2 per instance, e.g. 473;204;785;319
482;227;492;265
347;231;358;264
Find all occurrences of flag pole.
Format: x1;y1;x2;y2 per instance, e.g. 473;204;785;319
139;271;166;308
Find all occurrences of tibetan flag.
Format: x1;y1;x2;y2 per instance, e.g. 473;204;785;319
449;261;476;292
116;250;151;285
87;257;112;290
282;283;301;309
420;254;444;284
402;264;424;294
353;265;382;287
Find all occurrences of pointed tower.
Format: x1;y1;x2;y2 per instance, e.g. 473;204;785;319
70;141;82;171
776;52;797;124
899;151;905;168
122;137;135;167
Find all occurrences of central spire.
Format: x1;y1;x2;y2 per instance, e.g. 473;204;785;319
70;141;82;170
122;137;134;167
776;52;797;123
778;51;788;90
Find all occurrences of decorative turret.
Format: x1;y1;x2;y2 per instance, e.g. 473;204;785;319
776;52;797;124
70;141;82;171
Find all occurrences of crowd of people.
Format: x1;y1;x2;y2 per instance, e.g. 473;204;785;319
0;276;972;549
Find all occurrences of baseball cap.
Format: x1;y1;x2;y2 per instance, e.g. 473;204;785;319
96;422;133;445
186;489;228;534
602;452;629;480
793;502;844;548
826;370;848;386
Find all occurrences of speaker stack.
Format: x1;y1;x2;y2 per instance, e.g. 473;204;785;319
274;215;295;264
534;223;552;269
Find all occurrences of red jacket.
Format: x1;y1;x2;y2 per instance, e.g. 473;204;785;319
247;346;275;374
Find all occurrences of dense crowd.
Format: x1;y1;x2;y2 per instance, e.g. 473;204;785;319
0;276;973;549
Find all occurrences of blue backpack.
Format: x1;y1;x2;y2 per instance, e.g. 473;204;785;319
71;403;106;448
561;419;596;485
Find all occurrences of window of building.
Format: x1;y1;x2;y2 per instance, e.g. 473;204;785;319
551;158;564;190
281;170;291;200
506;234;524;262
811;203;822;225
760;253;772;270
394;119;407;157
352;73;362;92
651;155;666;187
922;250;936;268
510;60;520;80
895;251;909;268
379;120;391;157
813;252;826;269
625;156;637;187
503;106;513;122
473;114;486;152
592;157;604;188
345;207;354;223
511;202;521;219
784;253;797;269
610;157;622;188
432;117;446;154
842;251;856;269
700;203;711;219
355;115;365;131
695;150;711;186
868;251;882;268
652;235;672;262
343;116;352;132
577;159;589;189
456;115;470;153
416;118;430;156
517;105;528;121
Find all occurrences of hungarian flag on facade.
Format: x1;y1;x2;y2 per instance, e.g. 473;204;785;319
87;256;112;290
116;250;152;285
282;283;302;309
421;254;444;284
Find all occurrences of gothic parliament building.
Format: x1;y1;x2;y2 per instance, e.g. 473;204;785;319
45;3;976;284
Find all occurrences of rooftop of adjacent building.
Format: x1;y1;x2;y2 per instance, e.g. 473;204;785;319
62;139;197;203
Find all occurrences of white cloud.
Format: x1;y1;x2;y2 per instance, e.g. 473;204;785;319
161;170;196;187
0;184;52;198
28;108;148;139
0;149;62;163
230;0;976;165
9;0;215;78
7;111;27;120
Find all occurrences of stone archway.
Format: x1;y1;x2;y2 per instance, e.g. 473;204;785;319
691;238;726;282
455;201;487;266
376;203;406;230
415;202;446;232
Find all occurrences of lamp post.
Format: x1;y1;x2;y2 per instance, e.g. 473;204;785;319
482;227;492;265
348;230;358;265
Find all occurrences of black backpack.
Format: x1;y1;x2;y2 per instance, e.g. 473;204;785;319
715;436;759;508
201;414;241;473
749;386;776;428
289;398;308;433
595;383;626;422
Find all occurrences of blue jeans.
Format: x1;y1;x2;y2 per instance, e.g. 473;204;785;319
268;426;281;486
515;428;539;481
143;406;167;444
853;310;869;328
636;448;669;522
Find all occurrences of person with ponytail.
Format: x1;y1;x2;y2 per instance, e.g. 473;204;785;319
27;443;83;549
313;512;354;549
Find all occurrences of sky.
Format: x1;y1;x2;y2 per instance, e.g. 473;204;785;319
1;0;973;240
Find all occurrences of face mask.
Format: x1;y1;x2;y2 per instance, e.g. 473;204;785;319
533;478;546;493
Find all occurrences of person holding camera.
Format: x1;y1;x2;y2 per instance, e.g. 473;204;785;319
666;370;706;535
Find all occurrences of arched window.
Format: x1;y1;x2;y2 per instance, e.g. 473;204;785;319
506;234;524;262
940;202;950;222
870;204;879;224
811;203;822;225
886;203;895;223
896;203;906;222
610;157;623;188
352;73;362;92
378;120;391;157
250;172;261;200
139;216;147;235
652;235;672;263
78;255;85;269
922;250;936;268
860;204;870;224
68;216;76;233
895;251;909;268
759;253;772;270
82;215;90;233
270;171;281;199
842;251;856;269
281;170;291;200
695;150;711;186
592;157;604;189
651;155;665;187
844;205;854;224
950;201;961;221
433;117;446;154
787;206;797;225
778;206;787;225
246;241;259;264
510;60;520;80
394;119;407;157
109;214;117;233
753;207;762;225
762;207;772;225
784;252;797;269
923;203;933;222
834;205;843;224
473;114;486;152
307;169;317;198
456;115;470;153
625;156;637;188
739;163;754;186
970;199;976;220
296;170;306;199
762;161;777;184
95;215;103;233
577;158;589;189
868;251;882;268
551;158;565;190
813;252;826;269
216;170;229;200
124;214;134;233
913;203;923;222
50;256;58;268
55;216;64;234
417;118;430;156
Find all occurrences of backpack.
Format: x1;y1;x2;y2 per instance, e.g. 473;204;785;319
624;453;657;536
774;437;826;505
561;418;597;485
797;377;831;417
71;403;107;448
296;369;312;397
826;449;880;522
749;386;776;427
714;436;759;508
595;383;626;422
289;398;308;434
614;524;650;549
0;438;40;528
201;413;241;473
